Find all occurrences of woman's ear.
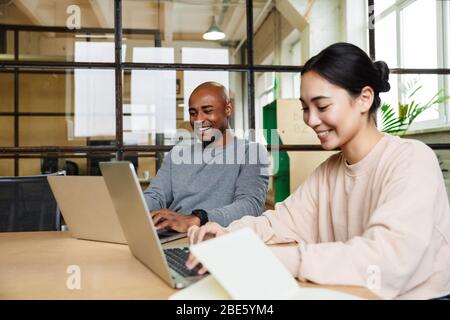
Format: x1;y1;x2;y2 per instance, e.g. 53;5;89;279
358;86;375;114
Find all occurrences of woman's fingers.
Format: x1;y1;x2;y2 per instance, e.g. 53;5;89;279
196;222;219;243
187;225;199;245
188;222;228;245
198;266;208;275
186;253;200;270
186;253;208;275
186;223;228;273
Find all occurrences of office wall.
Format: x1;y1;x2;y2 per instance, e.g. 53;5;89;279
20;72;71;112
0;117;13;147
0;116;14;176
0;73;13;112
254;8;295;65
0;160;13;176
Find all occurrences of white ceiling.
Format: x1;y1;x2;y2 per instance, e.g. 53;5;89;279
0;0;271;42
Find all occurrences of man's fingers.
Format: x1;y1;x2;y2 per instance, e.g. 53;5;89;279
152;212;169;226
170;223;187;233
150;211;158;218
152;212;161;223
155;219;171;230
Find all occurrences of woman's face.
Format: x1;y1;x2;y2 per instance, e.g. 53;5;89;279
300;71;367;150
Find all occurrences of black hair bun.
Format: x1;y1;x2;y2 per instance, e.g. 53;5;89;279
373;60;391;92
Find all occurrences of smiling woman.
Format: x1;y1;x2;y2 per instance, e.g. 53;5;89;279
299;43;390;162
188;42;450;300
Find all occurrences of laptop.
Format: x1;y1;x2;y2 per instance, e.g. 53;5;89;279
100;161;206;289
47;176;185;245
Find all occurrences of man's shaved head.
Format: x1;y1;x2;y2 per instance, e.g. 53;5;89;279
188;82;229;106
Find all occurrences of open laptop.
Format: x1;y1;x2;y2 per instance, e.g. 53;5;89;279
47;176;185;245
100;161;206;289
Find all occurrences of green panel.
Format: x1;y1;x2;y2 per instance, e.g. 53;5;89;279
262;100;290;203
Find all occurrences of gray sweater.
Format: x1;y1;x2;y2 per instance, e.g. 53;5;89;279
143;138;269;226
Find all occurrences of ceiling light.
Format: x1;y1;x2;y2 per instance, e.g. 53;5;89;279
202;17;225;41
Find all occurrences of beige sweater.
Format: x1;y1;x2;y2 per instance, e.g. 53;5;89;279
227;135;450;299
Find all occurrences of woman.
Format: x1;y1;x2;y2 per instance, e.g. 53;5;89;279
186;42;450;300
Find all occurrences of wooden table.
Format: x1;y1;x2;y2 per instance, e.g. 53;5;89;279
0;232;379;300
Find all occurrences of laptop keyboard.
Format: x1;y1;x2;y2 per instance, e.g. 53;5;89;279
164;247;202;277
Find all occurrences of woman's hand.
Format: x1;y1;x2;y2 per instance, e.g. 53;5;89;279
187;222;228;245
185;222;229;274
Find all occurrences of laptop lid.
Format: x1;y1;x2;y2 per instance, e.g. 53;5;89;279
100;161;178;288
47;176;127;244
48;175;183;245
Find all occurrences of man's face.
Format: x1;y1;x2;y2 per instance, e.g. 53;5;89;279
188;88;232;143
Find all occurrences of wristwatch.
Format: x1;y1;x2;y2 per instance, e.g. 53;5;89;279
191;209;209;226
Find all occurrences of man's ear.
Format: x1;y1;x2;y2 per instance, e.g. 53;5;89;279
225;101;233;118
358;86;375;114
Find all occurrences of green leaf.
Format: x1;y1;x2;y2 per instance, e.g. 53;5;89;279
380;85;450;135
381;108;395;123
408;85;422;99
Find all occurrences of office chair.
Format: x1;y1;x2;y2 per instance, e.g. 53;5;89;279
41;157;65;174
64;160;79;176
0;171;65;232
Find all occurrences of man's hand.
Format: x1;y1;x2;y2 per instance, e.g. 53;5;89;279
151;209;200;233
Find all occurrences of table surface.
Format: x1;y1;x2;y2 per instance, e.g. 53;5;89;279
0;231;379;300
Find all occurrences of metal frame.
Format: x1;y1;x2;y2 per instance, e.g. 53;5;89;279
368;0;375;60
0;0;161;174
114;0;123;161
372;0;450;132
1;0;450;176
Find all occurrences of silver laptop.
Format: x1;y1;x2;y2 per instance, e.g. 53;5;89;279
48;176;184;245
100;161;206;288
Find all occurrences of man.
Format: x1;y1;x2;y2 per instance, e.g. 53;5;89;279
144;81;269;232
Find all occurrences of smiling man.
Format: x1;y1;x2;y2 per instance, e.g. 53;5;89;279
144;82;269;233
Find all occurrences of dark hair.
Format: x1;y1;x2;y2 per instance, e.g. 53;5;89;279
301;42;390;118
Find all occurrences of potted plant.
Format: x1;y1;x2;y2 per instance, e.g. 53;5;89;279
380;81;450;136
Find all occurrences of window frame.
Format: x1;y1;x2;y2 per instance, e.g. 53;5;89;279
0;0;449;176
374;0;450;131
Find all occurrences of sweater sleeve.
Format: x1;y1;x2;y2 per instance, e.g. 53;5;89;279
226;163;321;244
296;143;443;299
143;151;174;212
206;143;269;227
